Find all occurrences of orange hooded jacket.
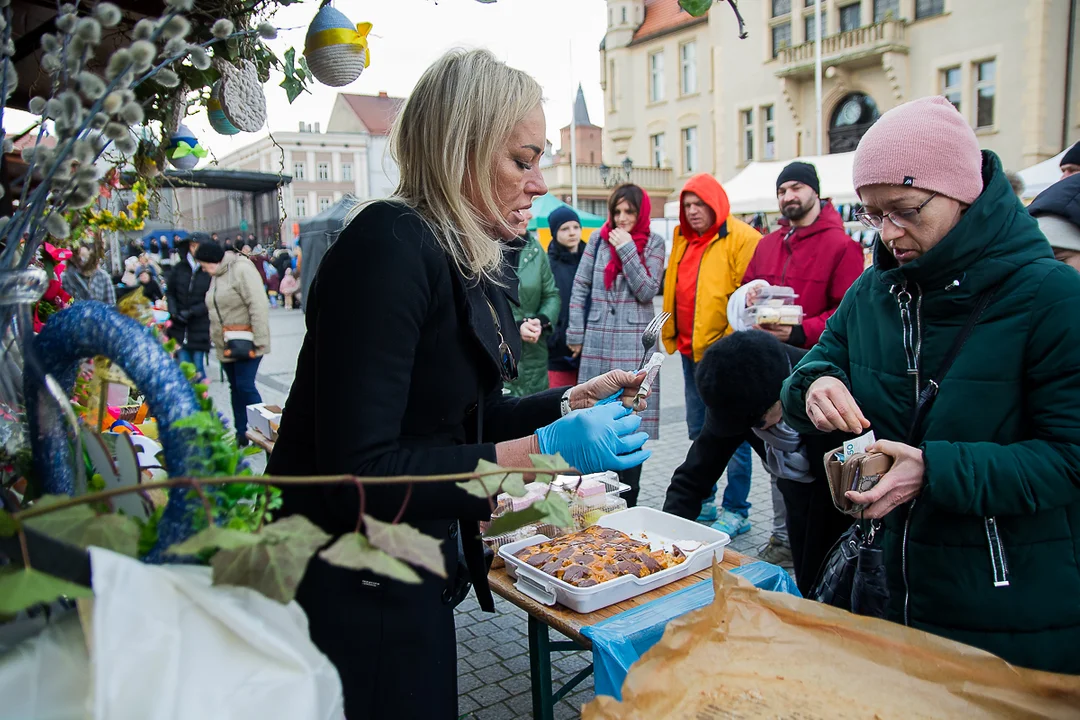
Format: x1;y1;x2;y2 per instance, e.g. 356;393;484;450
662;174;761;362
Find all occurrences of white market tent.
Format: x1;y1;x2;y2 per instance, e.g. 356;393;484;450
664;152;859;217
1019;149;1066;200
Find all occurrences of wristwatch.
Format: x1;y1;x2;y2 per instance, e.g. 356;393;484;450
560;388;573;416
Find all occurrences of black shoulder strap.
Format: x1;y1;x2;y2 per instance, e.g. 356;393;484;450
906;281;1002;443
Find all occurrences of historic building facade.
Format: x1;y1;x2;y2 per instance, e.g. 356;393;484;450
601;0;1080;198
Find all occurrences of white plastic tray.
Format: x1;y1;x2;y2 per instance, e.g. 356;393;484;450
499;506;730;614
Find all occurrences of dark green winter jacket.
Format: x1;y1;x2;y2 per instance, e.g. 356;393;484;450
505;235;560;397
781;152;1080;675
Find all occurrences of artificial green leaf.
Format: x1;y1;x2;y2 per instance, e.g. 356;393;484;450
280;75;304;104
679;0;714;17
364;514;445;578
282;47;296;77
482;502;548;538
534;494;574;529
529;453;571;482
210;516;330;604
457;474;503;499
0;509;17;537
470;459;526;498
319;533;421;584
22;496;139;556
0;567;92;615
298;55;312;81
68;514;141;557
165;525;263;556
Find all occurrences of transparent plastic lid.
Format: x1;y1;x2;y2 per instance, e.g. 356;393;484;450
754;286;798;306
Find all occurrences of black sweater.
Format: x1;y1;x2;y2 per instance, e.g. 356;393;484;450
546;239;583;371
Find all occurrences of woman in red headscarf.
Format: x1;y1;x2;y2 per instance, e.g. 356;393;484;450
566;184;666;505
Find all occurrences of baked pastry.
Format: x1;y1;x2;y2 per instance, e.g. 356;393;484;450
513;526;687;587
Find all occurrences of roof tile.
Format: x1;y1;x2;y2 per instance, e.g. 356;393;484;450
632;0;706;44
341;93;406;136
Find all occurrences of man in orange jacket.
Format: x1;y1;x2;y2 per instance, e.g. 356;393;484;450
662;174;760;534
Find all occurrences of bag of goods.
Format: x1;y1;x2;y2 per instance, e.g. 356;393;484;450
584;565;1080;719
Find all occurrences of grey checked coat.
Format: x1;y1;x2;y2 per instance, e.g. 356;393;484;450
567;233;665;439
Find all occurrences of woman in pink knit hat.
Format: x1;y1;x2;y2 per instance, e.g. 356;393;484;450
781;95;1080;674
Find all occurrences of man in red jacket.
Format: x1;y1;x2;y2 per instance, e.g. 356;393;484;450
744;161;864;349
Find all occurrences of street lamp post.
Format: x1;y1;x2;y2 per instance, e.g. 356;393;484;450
599;158;634;188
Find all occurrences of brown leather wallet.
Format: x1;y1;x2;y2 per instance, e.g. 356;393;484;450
823;448;894;516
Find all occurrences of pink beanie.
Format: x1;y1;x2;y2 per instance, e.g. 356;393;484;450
851;95;983;205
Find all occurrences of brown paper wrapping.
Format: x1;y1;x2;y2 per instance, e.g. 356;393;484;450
584;562;1080;719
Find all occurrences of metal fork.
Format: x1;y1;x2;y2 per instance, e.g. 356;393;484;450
638;311;671;370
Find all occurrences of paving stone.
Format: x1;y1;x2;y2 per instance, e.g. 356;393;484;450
458;672;484;694
555;700;585;719
465;635;499;653
492;640;526;660
474;663;512;685
475;701;517;720
469;683;510;708
466;650;501;669
502;653;531;674
497;673;533;696
554;652;591;675
506;692;535;717
457;694;481;716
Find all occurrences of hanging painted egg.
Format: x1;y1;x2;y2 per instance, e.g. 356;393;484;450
165;123;208;170
207;81;240;136
303;6;371;87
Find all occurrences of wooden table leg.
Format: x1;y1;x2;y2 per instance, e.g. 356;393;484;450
528;614;555;720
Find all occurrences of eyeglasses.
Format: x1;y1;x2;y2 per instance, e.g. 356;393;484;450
484;298;518;382
855;193;939;231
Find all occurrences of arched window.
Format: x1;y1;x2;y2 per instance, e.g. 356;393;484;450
828;93;880;153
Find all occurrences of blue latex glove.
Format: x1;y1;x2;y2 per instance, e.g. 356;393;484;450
535;399;651;474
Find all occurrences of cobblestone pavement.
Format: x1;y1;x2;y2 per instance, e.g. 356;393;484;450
220;307;777;720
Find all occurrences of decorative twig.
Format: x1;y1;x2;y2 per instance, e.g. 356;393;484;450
354;480;366;534
189;479;215;529
17;526;31;569
392;483;412;525
10;467;571;522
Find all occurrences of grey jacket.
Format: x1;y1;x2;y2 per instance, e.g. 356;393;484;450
206;253;270;363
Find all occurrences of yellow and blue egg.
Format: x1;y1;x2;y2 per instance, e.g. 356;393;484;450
303;5;371;87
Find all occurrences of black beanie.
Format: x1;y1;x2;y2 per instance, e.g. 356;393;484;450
1062;142;1080;170
695;330;793;437
193;242;225;263
548;206;581;237
776;161;820;196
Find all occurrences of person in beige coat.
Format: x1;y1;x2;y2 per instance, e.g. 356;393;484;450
194;242;270;447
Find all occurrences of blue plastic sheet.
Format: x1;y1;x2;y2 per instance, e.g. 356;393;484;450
581;562;801;700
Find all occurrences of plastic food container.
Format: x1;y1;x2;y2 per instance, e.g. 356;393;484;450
499;507;730;613
743;304;804;326
754;286;798;305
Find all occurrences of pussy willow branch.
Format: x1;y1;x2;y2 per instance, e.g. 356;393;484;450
10;468;571;522
5;6;183;269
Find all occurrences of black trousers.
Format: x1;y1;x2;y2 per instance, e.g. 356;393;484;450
296;555;460;719
776;475;852;596
618;464;642;507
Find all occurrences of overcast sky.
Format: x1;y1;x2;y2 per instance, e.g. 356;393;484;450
4;0;608;163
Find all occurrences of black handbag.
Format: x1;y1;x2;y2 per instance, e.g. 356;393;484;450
212;274;257;360
809;282;1000;616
